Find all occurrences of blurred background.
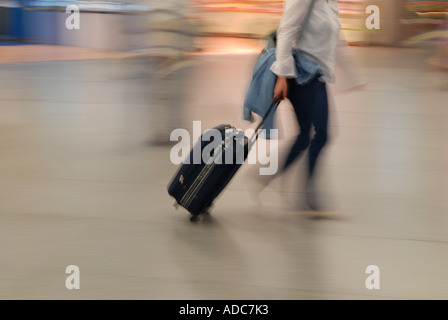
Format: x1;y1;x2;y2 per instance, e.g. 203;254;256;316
0;0;447;300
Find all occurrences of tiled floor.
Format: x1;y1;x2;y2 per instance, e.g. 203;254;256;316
0;42;447;299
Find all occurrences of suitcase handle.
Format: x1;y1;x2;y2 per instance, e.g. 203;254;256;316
251;97;281;142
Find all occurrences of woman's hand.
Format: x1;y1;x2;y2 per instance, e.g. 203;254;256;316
273;76;288;101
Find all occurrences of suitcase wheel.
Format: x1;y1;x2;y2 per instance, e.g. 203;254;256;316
189;209;210;223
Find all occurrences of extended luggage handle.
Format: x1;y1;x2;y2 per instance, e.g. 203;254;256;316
250;97;281;144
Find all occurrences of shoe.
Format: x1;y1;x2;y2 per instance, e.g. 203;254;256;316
301;208;341;220
301;180;329;217
303;187;341;219
245;168;279;205
305;180;321;211
306;189;320;211
145;138;176;147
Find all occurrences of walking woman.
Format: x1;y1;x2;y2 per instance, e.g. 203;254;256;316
270;0;341;212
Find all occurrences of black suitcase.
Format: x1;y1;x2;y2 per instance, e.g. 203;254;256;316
167;99;279;221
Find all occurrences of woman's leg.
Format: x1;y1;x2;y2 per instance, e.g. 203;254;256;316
308;81;329;181
281;78;315;172
282;78;329;210
306;81;329;210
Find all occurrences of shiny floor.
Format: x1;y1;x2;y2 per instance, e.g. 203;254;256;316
0;43;447;299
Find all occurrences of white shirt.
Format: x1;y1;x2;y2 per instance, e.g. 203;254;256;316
270;0;341;83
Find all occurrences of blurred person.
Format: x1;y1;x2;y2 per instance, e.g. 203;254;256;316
250;0;363;215
127;0;199;146
402;1;448;69
426;19;448;70
147;0;199;145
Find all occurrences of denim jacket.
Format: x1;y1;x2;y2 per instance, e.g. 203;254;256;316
243;48;323;138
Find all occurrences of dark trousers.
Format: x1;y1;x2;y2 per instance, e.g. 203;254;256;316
281;77;329;186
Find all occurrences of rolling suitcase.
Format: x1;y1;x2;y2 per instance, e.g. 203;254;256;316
167;99;279;221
